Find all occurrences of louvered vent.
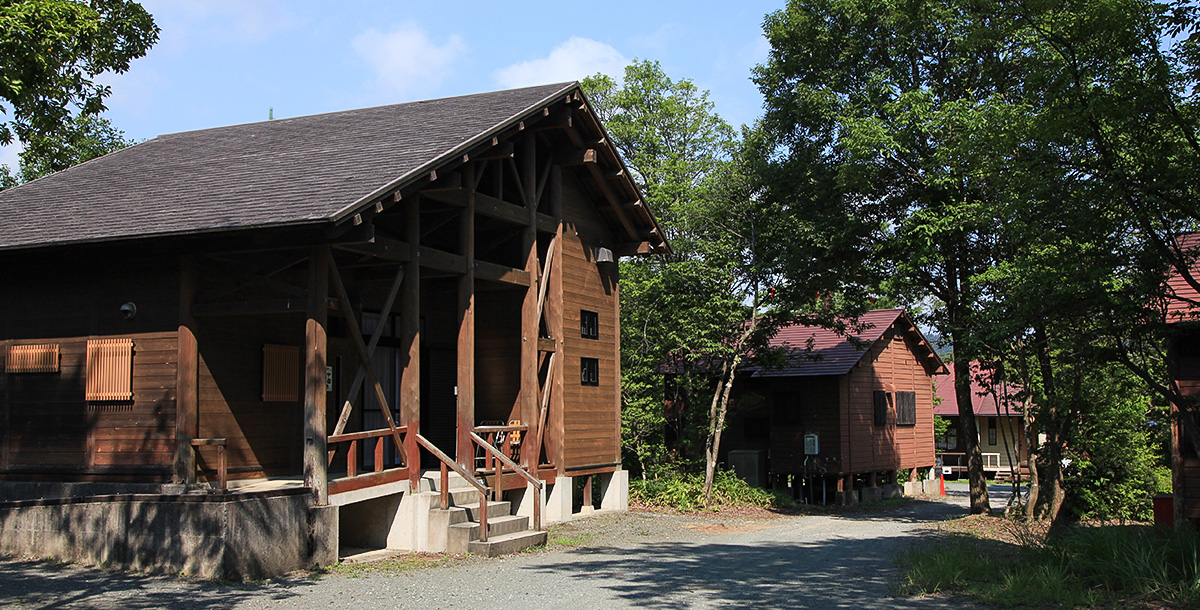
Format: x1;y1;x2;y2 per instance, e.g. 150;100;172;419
6;344;60;373
86;338;134;401
263;344;300;402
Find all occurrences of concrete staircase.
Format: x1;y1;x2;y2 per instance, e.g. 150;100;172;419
425;473;546;557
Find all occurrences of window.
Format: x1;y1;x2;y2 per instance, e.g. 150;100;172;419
987;417;997;445
581;357;599;386
773;392;802;425
6;343;59;373
580;310;599;340
874;391;891;426
262;344;301;402
86;338;133;401
896;391;916;426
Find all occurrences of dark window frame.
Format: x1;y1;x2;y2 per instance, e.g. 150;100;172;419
874;390;891;426
988;416;997;445
580;310;599;340
896;391;917;426
581;357;599;386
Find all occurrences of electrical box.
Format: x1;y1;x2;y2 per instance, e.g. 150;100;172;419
804;433;819;456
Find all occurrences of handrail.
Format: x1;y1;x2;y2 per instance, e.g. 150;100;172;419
329;426;406;444
473;424;529;434
414;433;491;542
190;437;227;491
470;430;543;531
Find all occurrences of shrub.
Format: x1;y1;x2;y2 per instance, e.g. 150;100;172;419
630;469;775;510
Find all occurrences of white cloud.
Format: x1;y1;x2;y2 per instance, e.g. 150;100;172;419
493;37;629;89
352;22;466;100
140;0;302;49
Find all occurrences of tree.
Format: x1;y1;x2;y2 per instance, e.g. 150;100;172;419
2;113;134;186
583;62;782;502
753;0;1019;514
0;1;158;147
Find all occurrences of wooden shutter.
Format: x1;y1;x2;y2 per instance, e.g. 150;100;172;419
873;390;890;426
262;344;300;402
896;391;917;425
86;338;133;401
6;344;59;373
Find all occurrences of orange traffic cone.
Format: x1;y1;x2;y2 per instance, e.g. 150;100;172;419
939;469;946;496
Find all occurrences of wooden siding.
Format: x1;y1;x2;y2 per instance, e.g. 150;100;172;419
842;330;936;473
195;316;304;479
1;332;177;474
761;376;842;473
558;176;620;471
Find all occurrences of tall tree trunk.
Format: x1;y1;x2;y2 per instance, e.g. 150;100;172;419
1031;325;1065;521
954;359;992;514
703;316;759;505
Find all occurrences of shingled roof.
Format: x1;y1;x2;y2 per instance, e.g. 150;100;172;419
748;309;946;378
0;82;657;252
932;362;1025;417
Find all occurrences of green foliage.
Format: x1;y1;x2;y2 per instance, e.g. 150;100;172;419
0;1;158;147
630;469;776;511
899;524;1200;608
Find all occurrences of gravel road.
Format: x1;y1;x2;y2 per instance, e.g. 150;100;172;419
0;486;1003;609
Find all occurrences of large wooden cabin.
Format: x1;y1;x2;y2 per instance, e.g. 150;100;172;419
726;309;945;503
0;83;667;577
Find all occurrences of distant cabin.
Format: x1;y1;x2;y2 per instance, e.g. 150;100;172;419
1165;233;1200;526
725;309;946;503
933;362;1028;482
0;83;668;577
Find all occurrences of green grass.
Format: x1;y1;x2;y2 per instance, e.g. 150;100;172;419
896;519;1200;608
326;552;470;577
547;532;596;547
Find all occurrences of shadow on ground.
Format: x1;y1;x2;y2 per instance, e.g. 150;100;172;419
0;557;318;609
524;498;969;609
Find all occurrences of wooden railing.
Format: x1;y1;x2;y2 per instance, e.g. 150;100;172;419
472;426;543;531
327;426;409;495
414;433;492;542
190;437;227;491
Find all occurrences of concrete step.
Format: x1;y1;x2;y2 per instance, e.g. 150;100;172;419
463;500;511;522
418;470;479;493
446;514;530;554
467;530;547;557
448;487;488;507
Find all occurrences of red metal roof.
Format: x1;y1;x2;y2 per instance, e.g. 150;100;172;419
1166;233;1200;323
749;308;946;378
933;362;1024;417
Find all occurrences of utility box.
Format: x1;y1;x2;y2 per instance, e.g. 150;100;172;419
729;450;767;488
804;434;819;456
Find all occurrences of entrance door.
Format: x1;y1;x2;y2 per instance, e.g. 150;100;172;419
421;347;457;468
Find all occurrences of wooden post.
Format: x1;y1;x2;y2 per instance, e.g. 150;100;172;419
547;167;565;471
888;469;898;485
520;135;539;468
611;251;621;466
403;195;422;485
583;473;593;508
457;165;476;470
868;471;878;488
304;246;330;504
174;256;199;484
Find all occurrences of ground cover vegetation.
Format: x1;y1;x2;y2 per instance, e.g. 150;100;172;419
898;515;1200;608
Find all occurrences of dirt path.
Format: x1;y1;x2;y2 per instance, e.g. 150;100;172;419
0;490;988;609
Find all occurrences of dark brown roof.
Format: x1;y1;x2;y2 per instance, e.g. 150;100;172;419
749;309;946;378
0;82;610;251
932;362;1024;417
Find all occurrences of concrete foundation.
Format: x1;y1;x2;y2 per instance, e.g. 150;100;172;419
881;483;903;500
835;489;859;506
860;486;882;504
545;476;573;523
599;470;629;512
0;489;330;580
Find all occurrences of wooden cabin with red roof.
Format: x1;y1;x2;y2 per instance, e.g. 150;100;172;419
933;362;1028;482
0;83;668;577
1165;233;1200;525
726;309;946;503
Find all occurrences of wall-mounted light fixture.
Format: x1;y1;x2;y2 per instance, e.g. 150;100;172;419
594;247;614;264
120;302;138;321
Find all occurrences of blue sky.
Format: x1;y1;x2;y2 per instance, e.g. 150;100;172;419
2;1;786;168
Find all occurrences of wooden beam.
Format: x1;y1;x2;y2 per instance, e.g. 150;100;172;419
403;194;422;486
474;260;531;286
612;241;654;257
191;298;307;317
532;107;573;130
548;167;565;471
457;164;476;469
174;256;199;484
332;264;405;437
557;148;597;166
471;140;513;161
586;162;639;241
520;134;539;469
420;171;462;191
423;187;531;227
304;246;330;504
417;246;467;275
333;236;413;263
